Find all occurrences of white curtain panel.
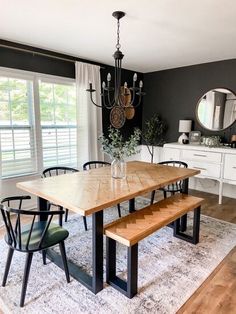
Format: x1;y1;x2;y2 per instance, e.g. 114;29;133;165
75;62;103;169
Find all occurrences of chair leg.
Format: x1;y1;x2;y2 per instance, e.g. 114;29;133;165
42;250;47;265
163;190;167;199
117;204;121;218
83;216;88;231
65;208;69;222
150;190;155;204
59;241;70;283
2;247;14;287
20;252;33;307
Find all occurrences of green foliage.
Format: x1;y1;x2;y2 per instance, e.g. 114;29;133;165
142;114;167;162
99;126;141;160
142;114;166;146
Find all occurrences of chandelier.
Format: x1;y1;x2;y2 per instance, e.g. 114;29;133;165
86;11;145;129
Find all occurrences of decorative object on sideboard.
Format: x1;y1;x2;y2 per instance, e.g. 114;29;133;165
98;127;141;179
142;114;167;163
86;11;145;129
189;131;201;145
178;120;192;144
231;134;236;148
196;88;236;131
201;136;221;147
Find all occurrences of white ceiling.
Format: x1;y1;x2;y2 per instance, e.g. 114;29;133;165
1;0;236;73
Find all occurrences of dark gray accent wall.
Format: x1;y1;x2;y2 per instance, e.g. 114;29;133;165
143;59;236;143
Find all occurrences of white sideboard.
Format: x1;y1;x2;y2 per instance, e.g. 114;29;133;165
163;143;236;204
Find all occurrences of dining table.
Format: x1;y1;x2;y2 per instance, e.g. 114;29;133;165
17;161;200;294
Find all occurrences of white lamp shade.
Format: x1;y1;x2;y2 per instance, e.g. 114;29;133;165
179;120;192;133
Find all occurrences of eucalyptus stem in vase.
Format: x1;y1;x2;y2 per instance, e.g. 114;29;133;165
98;126;141;178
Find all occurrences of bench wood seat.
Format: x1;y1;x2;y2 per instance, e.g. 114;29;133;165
105;193;204;247
105;193;204;298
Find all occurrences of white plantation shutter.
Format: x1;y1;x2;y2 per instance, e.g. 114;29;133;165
0;76;37;178
39;80;77;169
41;125;77;168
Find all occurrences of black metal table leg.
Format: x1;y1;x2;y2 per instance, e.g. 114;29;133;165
129;198;135;213
40;196;104;294
38;197;48;221
180;178;189;232
92;211;104;294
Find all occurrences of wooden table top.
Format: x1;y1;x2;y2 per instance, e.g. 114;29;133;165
17;161;200;216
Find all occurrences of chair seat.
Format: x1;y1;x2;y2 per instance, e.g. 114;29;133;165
5;222;69;252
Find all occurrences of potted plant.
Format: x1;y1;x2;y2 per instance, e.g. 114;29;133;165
98;126;141;178
142;114;167;163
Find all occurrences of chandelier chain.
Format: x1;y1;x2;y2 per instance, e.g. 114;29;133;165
116;19;121;50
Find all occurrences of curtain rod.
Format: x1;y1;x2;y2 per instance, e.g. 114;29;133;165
0;43;106;69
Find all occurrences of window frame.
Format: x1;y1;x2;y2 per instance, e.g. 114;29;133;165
0;67;76;179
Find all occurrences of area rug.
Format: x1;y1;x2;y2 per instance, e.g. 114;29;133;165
0;197;236;314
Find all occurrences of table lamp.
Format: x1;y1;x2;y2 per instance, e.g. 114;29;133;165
178;120;192;144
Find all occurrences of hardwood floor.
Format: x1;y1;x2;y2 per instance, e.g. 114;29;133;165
0;190;235;313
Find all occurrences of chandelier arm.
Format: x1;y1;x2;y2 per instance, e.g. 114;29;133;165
129;88;137;106
103;90;115;109
89;92;104;108
132;93;142;108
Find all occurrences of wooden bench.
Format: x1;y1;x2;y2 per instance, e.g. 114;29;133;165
104;193;204;298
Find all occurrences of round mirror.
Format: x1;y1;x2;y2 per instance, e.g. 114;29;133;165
196;88;236;131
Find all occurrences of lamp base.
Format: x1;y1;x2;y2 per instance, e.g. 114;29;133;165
178;133;188;144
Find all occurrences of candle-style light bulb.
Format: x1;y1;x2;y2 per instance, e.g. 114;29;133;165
107;73;111;82
139;80;143;88
102;81;106;89
133;73;137;82
124;82;128;88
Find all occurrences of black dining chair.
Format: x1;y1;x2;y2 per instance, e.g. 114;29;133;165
0;196;70;307
42;166;87;231
150;160;188;204
83;161;122;218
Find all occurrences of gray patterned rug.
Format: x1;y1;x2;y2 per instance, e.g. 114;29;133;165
0;197;236;314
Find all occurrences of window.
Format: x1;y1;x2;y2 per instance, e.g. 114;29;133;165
0;68;77;178
39;81;77;168
0;76;36;177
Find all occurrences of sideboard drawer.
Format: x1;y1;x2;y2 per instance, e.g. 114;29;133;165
182;149;222;163
163;148;180;161
224;154;236;180
187;161;221;179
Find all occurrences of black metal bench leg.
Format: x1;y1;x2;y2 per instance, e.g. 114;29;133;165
106;238;116;283
192;206;201;244
127;244;138;298
174;206;201;245
106;238;138;298
2;247;14;286
20;252;33;307
180;214;187;232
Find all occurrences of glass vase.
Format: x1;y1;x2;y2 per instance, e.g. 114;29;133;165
111;158;126;179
